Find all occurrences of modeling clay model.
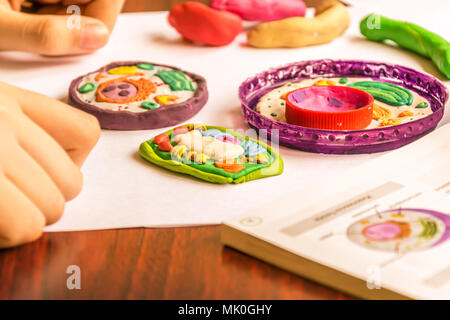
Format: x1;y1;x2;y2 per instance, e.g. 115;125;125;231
139;124;283;184
68;61;208;130
168;1;242;46
360;14;450;79
240;59;447;154
256;77;433;129
247;0;349;48
210;0;306;22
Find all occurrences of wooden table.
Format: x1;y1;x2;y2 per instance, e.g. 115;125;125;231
0;226;352;299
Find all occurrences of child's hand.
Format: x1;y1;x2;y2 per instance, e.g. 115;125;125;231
0;81;101;248
0;0;124;56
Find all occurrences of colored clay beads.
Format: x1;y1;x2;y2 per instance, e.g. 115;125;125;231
78;82;96;93
168;2;243;46
137;63;154;70
347;81;413;106
415;102;429;109
141;102;159;110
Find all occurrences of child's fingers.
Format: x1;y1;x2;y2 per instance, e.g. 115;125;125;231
1;82;101;167
82;0;125;31
0;6;109;55
3;145;66;225
0;174;45;248
62;0;92;5
34;0;61;3
7;110;84;201
3;0;22;10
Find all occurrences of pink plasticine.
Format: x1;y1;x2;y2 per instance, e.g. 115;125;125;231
210;0;306;22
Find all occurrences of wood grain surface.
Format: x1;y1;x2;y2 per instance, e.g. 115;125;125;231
0;226;352;299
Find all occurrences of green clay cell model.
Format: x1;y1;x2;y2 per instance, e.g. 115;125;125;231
139;124;284;184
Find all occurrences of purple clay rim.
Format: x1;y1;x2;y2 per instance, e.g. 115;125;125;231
239;59;449;154
68;61;209;130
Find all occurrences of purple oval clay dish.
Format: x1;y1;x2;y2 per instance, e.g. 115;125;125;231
68;61;208;130
239;59;448;154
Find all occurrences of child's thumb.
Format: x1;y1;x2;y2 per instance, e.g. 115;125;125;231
0;9;110;55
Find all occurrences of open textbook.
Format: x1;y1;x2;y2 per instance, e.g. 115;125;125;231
222;124;450;299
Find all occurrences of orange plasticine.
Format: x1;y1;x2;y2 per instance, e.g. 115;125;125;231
96;77;156;104
380;118;402;127
95;72;106;81
398;110;414;117
372;103;392;120
214;162;246;173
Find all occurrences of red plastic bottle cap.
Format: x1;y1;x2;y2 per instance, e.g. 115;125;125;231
285;86;374;130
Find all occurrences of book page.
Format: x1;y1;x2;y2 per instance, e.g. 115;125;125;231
225;124;450;299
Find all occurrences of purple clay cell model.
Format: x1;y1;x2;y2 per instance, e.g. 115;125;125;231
239;59;448;154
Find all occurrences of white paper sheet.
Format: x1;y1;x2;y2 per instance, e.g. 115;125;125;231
0;1;448;231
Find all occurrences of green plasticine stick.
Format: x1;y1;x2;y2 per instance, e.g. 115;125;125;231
360;14;450;79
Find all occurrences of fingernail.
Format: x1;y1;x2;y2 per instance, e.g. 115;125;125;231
79;22;109;50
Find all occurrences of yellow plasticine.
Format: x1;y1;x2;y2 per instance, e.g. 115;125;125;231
247;0;350;48
380;119;402;127
313;79;336;86
194;124;207;131
398;110;414;117
155;95;179;106
184;150;194;161
256;154;270;164
108;66;138;75
187;150;197;160
194;153;209;164
372;103;392;120
171;145;187;160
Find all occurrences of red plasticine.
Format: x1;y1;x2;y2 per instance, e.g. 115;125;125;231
154;133;170;145
168;1;243;46
158;141;173;152
173;125;189;135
